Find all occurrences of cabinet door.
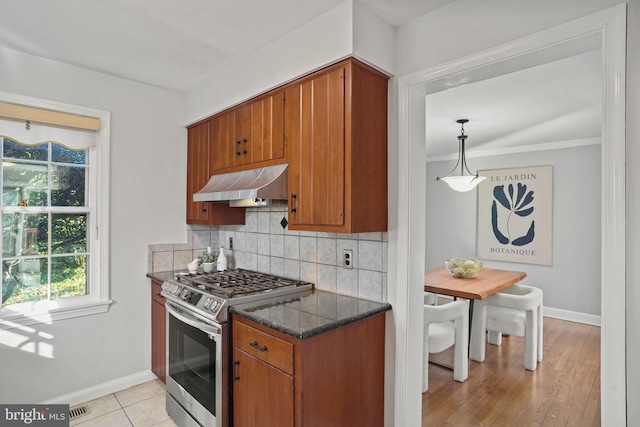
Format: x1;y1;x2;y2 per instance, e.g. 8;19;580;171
187;120;246;225
287;67;345;228
151;282;166;384
232;102;252;167
249;91;285;164
186;121;210;224
209;111;235;172
233;92;285;168
233;348;294;427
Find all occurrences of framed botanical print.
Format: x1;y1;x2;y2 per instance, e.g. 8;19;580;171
477;166;553;265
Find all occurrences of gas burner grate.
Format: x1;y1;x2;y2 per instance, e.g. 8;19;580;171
176;269;313;299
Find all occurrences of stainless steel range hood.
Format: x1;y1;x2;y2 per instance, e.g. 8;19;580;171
193;164;288;207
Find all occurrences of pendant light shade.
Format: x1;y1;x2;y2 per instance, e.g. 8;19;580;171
437;119;486;192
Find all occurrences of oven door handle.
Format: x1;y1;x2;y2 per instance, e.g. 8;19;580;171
165;301;222;337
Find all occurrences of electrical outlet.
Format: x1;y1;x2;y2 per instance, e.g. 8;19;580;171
229;237;234;250
342;249;354;269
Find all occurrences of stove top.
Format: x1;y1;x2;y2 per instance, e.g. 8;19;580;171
176;269;311;298
161;269;314;323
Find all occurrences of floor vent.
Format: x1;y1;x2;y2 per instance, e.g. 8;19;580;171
69;405;89;420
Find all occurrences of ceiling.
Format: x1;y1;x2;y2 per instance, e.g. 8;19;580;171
0;0;601;157
0;0;450;92
425;48;602;158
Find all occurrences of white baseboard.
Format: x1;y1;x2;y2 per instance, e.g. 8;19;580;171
543;306;601;326
41;370;158;407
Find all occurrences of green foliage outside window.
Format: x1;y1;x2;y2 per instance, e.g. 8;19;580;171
1;138;89;306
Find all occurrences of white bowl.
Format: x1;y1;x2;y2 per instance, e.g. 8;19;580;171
445;258;482;278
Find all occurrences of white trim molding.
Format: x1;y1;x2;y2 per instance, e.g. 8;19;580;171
395;4;626;426
426;137;601;163
41;370;157;407
0;90;112;330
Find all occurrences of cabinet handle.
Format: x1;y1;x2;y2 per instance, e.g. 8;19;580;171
242;138;247;155
290;193;297;214
235;140;241;156
249;341;268;352
201;202;207;213
233;360;240;382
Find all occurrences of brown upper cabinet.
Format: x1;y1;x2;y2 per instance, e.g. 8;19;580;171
186;57;388;232
285;58;389;233
186;120;246;225
209;91;286;173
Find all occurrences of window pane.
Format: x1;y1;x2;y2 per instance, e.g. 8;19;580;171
51;255;87;299
3;138;48;162
52;214;86;254
52;144;86;165
2;213;48;257
51;165;85;206
2;162;48;206
1;258;48;306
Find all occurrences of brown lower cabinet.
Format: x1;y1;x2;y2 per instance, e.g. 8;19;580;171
231;313;385;427
151;280;166;384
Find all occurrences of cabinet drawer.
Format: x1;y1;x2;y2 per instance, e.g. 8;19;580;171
151;281;165;305
234;321;293;374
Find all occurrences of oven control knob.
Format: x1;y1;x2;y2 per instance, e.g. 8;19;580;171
203;298;211;309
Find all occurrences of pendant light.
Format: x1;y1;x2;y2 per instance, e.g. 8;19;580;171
436;119;486;192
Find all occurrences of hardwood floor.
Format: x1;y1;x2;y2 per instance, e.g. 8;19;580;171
422;317;601;426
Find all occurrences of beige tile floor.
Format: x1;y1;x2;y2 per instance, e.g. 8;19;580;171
70;380;177;427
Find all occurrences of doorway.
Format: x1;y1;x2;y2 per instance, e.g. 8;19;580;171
393;5;626;426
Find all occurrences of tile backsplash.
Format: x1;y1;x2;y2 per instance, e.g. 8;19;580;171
148;204;388;302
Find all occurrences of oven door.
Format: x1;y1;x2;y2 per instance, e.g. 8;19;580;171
166;301;223;427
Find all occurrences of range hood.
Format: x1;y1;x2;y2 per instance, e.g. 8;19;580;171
193;164;288;207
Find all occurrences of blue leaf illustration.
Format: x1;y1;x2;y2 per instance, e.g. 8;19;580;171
517;191;534;211
493;185;511;210
515;183;526;207
515;207;534;217
512;221;535;246
491;201;509;244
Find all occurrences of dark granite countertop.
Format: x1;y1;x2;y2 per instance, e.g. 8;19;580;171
230;289;391;340
147;271;392;339
146;271;177;282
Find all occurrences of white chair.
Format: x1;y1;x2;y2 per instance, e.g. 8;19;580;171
424;291;438;306
422;298;469;392
470;284;543;371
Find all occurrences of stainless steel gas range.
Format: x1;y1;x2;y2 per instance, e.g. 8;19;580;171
161;269;313;427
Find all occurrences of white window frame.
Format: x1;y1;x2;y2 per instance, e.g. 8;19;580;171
0;91;110;330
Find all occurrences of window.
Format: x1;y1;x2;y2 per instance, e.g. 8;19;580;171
0;94;110;329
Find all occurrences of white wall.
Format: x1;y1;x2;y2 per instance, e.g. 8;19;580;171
426;144;601;318
183;0;394;125
0;47;186;403
183;1;353;125
394;0;624;77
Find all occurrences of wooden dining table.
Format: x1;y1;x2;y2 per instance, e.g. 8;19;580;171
424;266;527;368
424;266;527;301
